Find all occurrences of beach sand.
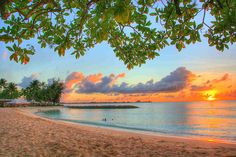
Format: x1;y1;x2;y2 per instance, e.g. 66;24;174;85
0;108;235;157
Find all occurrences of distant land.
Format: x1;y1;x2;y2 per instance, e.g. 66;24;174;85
61;101;152;104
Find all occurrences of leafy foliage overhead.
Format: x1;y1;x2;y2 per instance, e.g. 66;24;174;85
0;0;235;69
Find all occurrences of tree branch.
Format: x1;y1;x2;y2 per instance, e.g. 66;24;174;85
173;0;181;15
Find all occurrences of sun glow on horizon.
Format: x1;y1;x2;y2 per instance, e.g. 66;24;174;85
204;90;217;101
207;96;216;101
59;70;236;103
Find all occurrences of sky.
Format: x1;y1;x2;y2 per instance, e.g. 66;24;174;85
1;37;235;102
0;7;236;102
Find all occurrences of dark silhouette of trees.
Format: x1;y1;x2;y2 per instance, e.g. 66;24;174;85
0;78;7;94
0;79;20;99
0;78;64;105
47;80;64;104
22;79;64;105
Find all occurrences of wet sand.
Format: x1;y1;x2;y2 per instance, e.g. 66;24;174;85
0;108;235;157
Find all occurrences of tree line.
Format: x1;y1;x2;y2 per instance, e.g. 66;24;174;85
0;78;64;105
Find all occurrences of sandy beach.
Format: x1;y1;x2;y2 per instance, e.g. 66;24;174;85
0;108;235;157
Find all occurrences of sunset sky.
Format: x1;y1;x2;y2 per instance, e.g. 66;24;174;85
1;35;236;102
1;2;236;103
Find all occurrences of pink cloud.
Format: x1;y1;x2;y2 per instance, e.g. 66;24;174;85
64;72;126;93
2;51;7;59
87;73;103;83
65;72;84;89
116;73;125;79
64;67;195;94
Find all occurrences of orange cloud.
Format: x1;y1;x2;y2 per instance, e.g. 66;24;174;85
216;89;236;100
117;73;125;79
191;73;230;91
110;73;125;86
87;73;103;83
62;67;200;102
65;72;84;89
210;73;229;84
64;72;125;94
59;68;235;103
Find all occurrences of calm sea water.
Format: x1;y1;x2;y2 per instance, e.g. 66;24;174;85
37;100;236;142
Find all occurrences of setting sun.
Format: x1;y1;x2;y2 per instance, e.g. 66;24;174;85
204;90;217;101
207;94;216;101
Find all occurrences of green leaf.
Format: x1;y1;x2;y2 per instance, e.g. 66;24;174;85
64;13;70;16
197;24;203;29
150;12;157;16
6;46;13;52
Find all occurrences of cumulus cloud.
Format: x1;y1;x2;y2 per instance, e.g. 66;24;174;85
18;73;39;88
65;72;84;89
110;67;195;93
191;85;212;91
191;73;230;91
47;78;62;85
210;73;229;84
87;73;103;83
19;74;59;88
65;67;195;94
76;73;125;93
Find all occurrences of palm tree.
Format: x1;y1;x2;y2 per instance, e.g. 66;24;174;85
4;83;19;99
21;79;64;105
7;82;17;91
0;78;8;99
23;80;40;102
0;82;19;99
0;78;7;92
46;79;64;104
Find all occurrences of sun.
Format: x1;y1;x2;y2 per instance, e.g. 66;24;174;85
207;95;216;101
204;90;217;101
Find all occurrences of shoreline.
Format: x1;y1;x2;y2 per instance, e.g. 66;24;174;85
27;106;236;145
16;107;236;146
0;107;235;156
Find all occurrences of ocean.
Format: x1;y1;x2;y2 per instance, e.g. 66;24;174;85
37;100;236;143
